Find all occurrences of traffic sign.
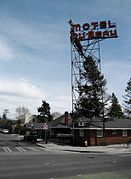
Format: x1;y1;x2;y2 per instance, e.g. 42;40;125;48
43;123;48;130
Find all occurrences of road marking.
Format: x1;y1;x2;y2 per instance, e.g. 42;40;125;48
1;146;45;153
2;147;12;152
15;147;26;152
3;147;8;152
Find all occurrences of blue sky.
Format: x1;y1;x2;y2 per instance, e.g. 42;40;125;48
0;0;130;119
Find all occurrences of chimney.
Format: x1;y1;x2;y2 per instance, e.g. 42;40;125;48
64;111;68;126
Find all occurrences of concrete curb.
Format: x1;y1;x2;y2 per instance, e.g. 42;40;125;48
36;143;106;154
62;149;104;153
36;142;131;154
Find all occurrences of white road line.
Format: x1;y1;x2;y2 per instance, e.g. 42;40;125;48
15;147;26;152
3;147;12;152
3;147;8;152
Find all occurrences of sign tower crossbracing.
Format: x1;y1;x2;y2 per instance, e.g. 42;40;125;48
69;20;118;114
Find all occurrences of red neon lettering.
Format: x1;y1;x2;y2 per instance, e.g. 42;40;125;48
78;33;86;41
108;21;116;28
95;31;102;38
91;22;98;30
88;31;94;39
83;23;90;31
110;29;117;37
72;24;81;32
100;21;106;29
103;31;109;37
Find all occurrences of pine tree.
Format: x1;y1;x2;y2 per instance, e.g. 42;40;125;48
123;78;131;118
108;93;123;119
75;56;107;119
37;100;52;122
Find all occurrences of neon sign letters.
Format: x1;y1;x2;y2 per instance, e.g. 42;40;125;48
70;20;118;41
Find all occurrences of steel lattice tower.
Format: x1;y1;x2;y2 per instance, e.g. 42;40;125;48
69;20;118;114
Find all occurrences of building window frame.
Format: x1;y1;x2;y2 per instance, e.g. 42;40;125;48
112;130;116;135
122;130;127;137
78;121;84;127
79;129;84;137
97;130;103;137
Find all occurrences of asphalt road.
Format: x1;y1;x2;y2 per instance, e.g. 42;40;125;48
0;133;131;179
0;132;50;154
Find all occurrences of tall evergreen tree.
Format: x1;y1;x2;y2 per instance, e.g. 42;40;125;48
108;93;123;119
2;113;7;120
123;78;131;118
74;56;107;119
37;100;52;122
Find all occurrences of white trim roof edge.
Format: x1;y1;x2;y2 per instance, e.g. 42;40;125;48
72;128;131;130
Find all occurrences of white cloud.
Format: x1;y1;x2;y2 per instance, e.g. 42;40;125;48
0;78;45;118
0;77;72;119
0;78;44;98
51;95;71;113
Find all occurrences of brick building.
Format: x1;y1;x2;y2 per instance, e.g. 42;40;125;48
73;118;131;146
25;112;131;146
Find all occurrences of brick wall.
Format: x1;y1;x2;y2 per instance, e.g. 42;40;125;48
90;129;131;146
98;136;131;145
74;129;131;146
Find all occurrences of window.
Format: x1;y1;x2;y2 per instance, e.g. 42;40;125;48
122;130;127;137
97;130;103;137
79;130;84;137
50;130;54;136
112;130;116;135
78;121;84;126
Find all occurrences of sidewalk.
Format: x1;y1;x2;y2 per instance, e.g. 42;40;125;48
15;134;131;154
36;141;131;154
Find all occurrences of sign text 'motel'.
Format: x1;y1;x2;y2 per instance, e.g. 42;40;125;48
71;20;118;41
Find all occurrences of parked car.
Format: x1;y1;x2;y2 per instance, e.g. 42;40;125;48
0;128;3;133
24;131;37;142
2;128;9;134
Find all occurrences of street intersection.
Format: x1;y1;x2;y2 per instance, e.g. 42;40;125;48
0;133;130;179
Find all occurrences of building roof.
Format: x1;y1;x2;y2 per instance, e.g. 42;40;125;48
49;112;72;128
75;117;131;129
26;112;131;130
105;119;131;129
51;124;70;129
26;122;45;130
